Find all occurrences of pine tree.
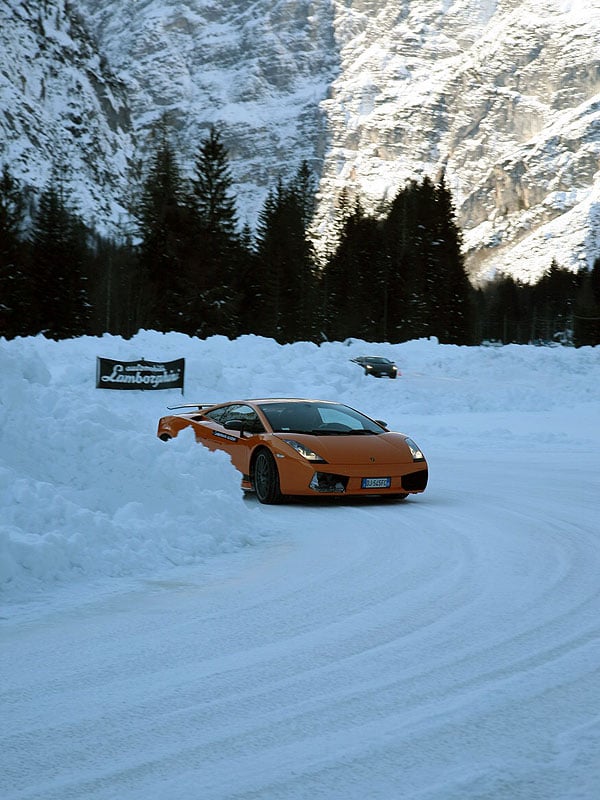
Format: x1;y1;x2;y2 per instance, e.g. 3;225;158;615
381;180;419;341
290;160;317;231
430;175;475;344
136;127;189;332
480;275;531;343
323;198;383;341
185;125;242;337
27;177;91;339
285;161;319;340
191;126;238;238
405;177;438;339
532;259;580;343
0;165;28;338
254;165;319;343
236;224;260;335
86;233;138;338
573;259;600;346
252;186;281;338
380;176;474;343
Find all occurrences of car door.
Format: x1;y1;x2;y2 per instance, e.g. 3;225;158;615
201;404;263;473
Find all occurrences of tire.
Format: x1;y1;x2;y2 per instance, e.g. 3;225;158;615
253;449;283;504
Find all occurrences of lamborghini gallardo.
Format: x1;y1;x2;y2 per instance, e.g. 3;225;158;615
157;398;428;504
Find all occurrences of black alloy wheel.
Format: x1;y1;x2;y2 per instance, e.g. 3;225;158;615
253;449;283;504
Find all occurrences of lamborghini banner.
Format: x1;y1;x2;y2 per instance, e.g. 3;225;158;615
96;358;185;392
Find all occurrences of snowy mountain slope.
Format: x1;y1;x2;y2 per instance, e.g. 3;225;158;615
0;0;135;228
317;0;600;281
1;0;599;280
74;0;340;231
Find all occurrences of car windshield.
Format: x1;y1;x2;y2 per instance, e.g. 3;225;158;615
364;357;391;364
258;401;384;435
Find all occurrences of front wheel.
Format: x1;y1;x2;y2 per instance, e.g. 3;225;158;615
253;450;283;504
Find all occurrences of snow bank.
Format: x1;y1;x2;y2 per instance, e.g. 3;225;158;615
1;331;598;600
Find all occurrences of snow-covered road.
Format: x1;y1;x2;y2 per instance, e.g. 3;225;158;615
1;333;599;798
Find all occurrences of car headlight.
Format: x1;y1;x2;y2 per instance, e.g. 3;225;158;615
283;439;327;463
404;437;425;462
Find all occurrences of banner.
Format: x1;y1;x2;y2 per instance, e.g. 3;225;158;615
96;358;185;392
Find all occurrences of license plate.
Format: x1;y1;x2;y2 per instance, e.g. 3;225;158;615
361;477;391;489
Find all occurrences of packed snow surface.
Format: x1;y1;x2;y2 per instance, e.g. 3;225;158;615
1;331;599;799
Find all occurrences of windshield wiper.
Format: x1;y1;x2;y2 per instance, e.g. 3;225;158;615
275;428;380;436
313;429;379;436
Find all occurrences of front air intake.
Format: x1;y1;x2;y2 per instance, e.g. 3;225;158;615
309;473;349;493
402;469;428;491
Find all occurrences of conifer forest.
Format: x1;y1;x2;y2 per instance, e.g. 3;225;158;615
1;127;599;346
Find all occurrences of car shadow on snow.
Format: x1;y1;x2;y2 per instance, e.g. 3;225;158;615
242;493;413;508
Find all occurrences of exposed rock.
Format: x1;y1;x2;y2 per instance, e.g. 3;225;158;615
2;0;598;281
0;0;135;229
317;0;600;281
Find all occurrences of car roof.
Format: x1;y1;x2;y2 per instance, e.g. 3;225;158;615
196;398;341;407
172;399;350;414
167;398;343;414
249;398;340;405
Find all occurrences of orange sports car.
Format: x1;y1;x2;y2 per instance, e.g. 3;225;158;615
157;398;428;504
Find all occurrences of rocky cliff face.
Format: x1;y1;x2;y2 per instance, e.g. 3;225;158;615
76;0;340;232
2;0;599;282
0;0;135;228
318;0;600;282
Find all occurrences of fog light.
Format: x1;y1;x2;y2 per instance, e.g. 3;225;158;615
309;473;347;493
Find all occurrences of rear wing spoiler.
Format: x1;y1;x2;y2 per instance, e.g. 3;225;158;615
166;403;217;411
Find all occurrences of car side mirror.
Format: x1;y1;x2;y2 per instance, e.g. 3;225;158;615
224;419;245;432
375;420;388;429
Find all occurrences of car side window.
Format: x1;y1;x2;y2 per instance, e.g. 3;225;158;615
223;404;265;434
204;405;229;423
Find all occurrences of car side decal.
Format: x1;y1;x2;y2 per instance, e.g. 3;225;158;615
212;430;239;442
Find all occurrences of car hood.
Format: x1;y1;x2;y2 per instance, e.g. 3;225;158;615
275;432;416;465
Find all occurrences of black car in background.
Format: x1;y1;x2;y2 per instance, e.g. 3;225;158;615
351;356;399;379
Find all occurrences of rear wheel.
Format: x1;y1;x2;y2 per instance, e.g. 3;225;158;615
253;449;283;504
